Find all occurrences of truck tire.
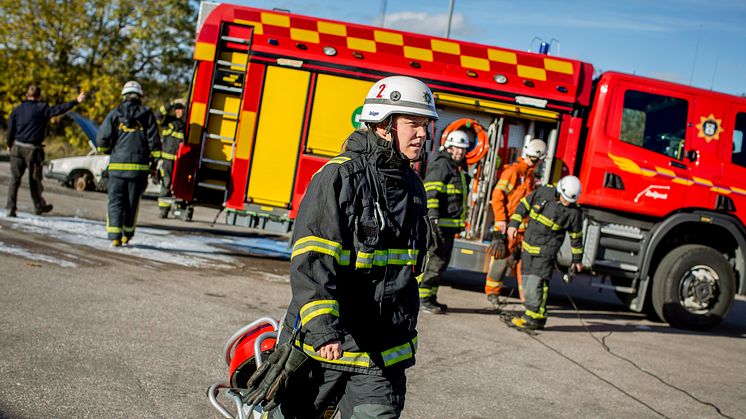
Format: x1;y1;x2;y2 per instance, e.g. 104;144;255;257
651;244;735;330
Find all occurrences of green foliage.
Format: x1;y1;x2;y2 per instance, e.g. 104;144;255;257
0;0;198;150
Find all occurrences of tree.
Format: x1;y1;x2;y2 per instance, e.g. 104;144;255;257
0;0;198;148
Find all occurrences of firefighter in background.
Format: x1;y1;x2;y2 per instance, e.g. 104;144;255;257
484;139;546;308
507;175;584;330
155;100;185;218
243;76;435;417
96;81;161;247
419;130;470;314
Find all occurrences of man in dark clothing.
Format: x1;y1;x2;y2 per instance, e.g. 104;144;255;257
253;76;437;418
419;129;470;314
507;175;584;330
96;81;161;247
5;85;86;217
155;100;185;218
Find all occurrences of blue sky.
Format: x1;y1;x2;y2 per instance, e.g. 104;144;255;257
231;0;746;96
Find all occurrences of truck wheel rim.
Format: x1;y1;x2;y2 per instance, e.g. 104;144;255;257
678;264;719;314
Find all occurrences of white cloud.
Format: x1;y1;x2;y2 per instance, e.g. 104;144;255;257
381;11;467;38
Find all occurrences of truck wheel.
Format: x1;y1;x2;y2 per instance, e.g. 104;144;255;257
73;173;92;192
652;244;735;330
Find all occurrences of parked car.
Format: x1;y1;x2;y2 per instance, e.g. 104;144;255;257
45;152;109;191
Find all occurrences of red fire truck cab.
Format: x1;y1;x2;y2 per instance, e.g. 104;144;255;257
173;2;746;329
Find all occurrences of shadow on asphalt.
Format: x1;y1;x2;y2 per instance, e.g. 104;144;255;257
440;268;746;338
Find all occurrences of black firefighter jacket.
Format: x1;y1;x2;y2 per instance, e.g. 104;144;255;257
96;99;161;179
423;149;470;231
282;129;431;375
156;105;185;161
508;185;584;264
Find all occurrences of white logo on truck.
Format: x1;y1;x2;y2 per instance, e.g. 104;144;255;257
634;185;670;203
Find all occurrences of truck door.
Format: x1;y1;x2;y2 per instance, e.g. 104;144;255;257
719;107;746;219
587;79;692;216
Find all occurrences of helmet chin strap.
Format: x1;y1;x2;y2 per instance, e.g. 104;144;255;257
385;115;425;162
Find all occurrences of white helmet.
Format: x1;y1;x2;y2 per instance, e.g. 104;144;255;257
523;139;547;159
359;76;439;123
444;130;470;149
121;80;144;97
556;175;582;203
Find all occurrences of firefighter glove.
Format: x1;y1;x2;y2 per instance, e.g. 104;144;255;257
486;230;508;259
244;342;309;412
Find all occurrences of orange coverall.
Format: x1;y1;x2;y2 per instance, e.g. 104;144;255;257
485;157;536;299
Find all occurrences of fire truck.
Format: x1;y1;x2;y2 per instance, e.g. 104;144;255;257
173;2;746;330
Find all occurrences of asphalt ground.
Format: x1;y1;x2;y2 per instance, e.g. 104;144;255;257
1;156;745;419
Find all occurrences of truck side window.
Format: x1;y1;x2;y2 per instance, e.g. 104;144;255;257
731;113;746;167
620;90;688;160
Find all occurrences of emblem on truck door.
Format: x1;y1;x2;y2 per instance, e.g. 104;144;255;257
696;113;724;143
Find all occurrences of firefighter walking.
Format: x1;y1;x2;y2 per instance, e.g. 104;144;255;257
508;175;584;330
155;100;185;218
485;139;546;308
96;81;161;247
243;76;435;418
419;130;470;314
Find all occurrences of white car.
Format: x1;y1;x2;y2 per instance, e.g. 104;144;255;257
45;152;110;191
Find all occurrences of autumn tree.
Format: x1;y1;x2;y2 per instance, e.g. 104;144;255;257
0;0;198;149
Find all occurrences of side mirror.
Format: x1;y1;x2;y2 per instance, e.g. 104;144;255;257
686;149;698;162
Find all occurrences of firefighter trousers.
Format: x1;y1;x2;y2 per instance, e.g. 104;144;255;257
6;144;47;213
106;174;147;241
271;364;407;419
157;159;174;213
485;233;523;296
519;253;555;321
419;228;455;302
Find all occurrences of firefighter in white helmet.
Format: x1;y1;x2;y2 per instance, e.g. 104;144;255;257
245;76;436;417
96;80;161;247
484;139;546;309
419;129;471;313
506;175;584;330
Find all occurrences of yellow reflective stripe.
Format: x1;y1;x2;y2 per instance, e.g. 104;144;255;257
161;128;173;137
569;231;583;239
313;156;351;177
381;336;418;367
485;279;503;287
171;131;184;140
445;184;462;194
151;150;162;158
529;209;562;231
355;249;419;269
292;236;351;266
510;213;523;222
108;163;150;171
424;181;445;192
525;309;546;320
415;273;424;284
419;287;434;298
106;226;122;233
571;247;583;255
296;341;372;367
123;225;136;233
519;197;530;210
497;179;513;193
97;146;110;153
160;152;176;160
426;198;439;208
300;299;339;325
521;241;541;254
439;218;465;228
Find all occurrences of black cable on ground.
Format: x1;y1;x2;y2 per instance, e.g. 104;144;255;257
557;280;734;419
